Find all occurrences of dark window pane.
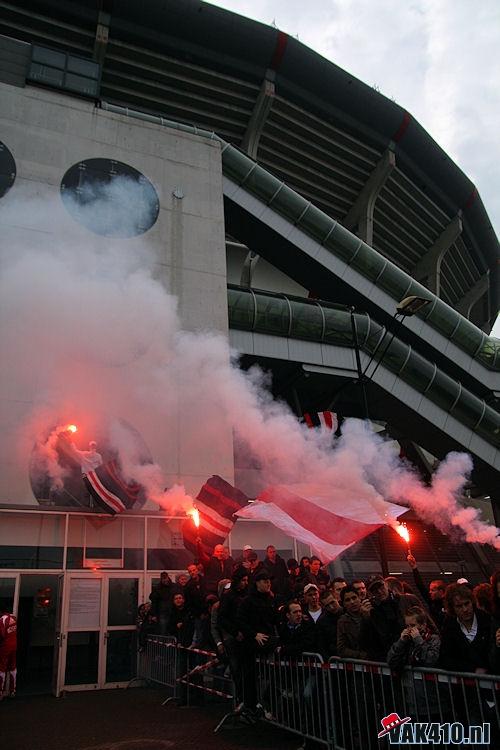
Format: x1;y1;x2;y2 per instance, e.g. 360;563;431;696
106;631;136;682
65;632;99;685
107;578;138;626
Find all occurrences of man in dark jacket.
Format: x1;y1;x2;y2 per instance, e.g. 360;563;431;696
407;554;446;628
236;571;279;711
261;545;290;602
359;576;405;661
278;600;316;657
196;540;234;595
439;583;491;672
149;571;180;635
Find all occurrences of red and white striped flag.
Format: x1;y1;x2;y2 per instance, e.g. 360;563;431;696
303;411;339;432
182;475;250;557
235;483;406;563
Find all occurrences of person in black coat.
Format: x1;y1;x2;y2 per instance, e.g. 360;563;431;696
261;545;290;602
236;571;279;711
149;571;181;635
196;541;234;595
278;600;316;657
407;554;446;629
359;576;405;661
439;583;491;673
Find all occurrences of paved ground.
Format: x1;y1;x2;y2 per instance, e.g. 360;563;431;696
0;688;301;750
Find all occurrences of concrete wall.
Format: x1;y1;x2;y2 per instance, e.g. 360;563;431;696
0;83;234;506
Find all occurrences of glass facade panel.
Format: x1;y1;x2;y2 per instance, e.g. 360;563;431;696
322;307;353;346
289;300;324;341
147;518;192;570
107;578;138;626
220;146;248;183
478;339;499;368
325;223;362;263
297;204;333;243
398;351;435;392
254;293;289;335
379;338;409;373
451;318;485;356
426;298;460;338
450;390;485;428
123;519;144;571
244;164;281;202
377;261;412;299
0;513;64;569
351;242;386;281
227;287;255;329
106;631;136;682
426;371;461;412
273;184;308;223
475;407;500;446
65;631;99;685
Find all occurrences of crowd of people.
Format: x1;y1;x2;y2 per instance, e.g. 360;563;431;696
139;542;500;720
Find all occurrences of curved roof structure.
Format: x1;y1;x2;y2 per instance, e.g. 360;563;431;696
0;0;498;330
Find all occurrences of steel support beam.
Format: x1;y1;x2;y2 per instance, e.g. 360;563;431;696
239;73;276;284
343;146;396;245
456;272;489;319
412;213;462;296
240;73;275;159
93;10;110;65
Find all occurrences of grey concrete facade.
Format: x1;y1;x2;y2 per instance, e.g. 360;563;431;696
0;83;234;505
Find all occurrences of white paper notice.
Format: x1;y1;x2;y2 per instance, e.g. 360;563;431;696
68;578;102;629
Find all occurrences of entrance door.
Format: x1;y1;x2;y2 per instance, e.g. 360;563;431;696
17;574;60;695
60;572;141;692
102;575;140;687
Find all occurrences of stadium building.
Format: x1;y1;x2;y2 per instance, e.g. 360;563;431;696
0;0;499;694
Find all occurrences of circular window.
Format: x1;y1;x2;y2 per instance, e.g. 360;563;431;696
0;141;16;198
60;158;159;237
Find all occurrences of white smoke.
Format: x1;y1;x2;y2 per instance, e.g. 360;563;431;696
1;177;498;548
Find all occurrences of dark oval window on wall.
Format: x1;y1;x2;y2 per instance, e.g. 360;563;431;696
0;141;16;198
60;158;159;237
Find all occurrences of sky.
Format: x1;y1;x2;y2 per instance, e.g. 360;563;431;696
209;0;500;334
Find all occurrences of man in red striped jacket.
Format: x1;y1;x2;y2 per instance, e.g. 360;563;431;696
0;605;17;699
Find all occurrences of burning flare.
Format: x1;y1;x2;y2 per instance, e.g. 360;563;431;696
67;424;78;433
395;523;410;544
188;506;200;528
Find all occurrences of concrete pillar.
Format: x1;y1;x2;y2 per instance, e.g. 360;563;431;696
412;213;462;296
93;10;110;65
343;146;396;245
456;272;489;319
240;73;275;159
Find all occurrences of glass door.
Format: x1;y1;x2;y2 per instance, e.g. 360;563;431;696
61;573;103;691
0;575;18;614
17;574;60;695
59;572;141;692
102;575;140;687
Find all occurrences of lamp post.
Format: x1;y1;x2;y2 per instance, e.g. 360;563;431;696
363;296;431;382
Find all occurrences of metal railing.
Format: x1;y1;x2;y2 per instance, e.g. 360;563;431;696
255;653;499;749
134;639;500;748
135;635;234;708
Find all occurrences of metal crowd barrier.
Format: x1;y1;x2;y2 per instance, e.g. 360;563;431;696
253;654;500;750
256;651;331;746
134;639;500;748
135;635;234;708
134;635;178;702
